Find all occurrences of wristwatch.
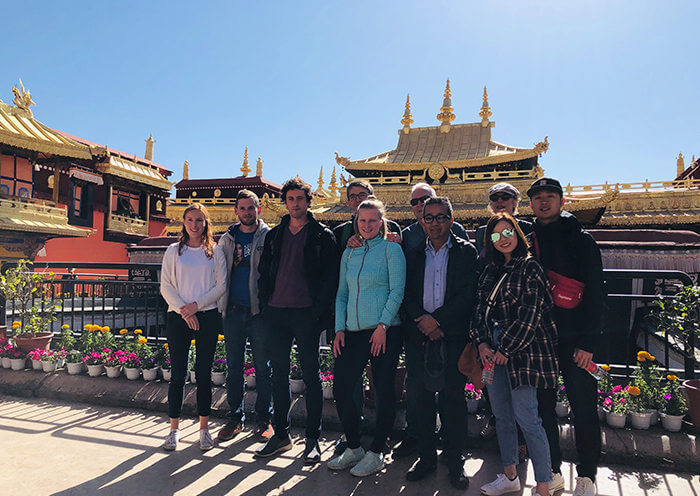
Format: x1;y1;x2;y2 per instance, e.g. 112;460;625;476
378;323;388;331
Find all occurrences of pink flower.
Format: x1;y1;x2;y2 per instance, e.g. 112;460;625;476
664;393;672;400
603;397;612;407
612;385;622;394
466;384;475;392
619;398;625;403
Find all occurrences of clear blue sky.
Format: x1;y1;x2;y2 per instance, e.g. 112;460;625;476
2;1;698;192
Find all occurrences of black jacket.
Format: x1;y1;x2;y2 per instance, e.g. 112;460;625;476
402;234;478;347
332;217;402;257
258;213;338;329
528;210;605;353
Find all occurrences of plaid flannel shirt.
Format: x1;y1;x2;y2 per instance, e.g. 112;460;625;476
469;255;559;389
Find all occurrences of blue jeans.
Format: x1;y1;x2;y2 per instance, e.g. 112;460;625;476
487;364;552;483
223;303;272;425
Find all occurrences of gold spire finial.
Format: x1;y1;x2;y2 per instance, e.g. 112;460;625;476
329;166;339;197
256;157;263;177
240;147;251;177
479;86;494;128
317;166;324;190
340;173;348;187
183;160;190;180
677;152;685;177
12;79;36;114
144;133;155;161
436;79;455;133
401;94;413;134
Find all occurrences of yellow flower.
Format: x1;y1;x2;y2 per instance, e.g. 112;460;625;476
134;329;143;335
217;334;225;341
600;364;611;371
637;355;646;362
648;354;655;361
61;324;70;330
119;328;128;335
101;326;110;333
138;337;147;344
667;374;678;381
12;321;21;329
191;339;196;346
164;343;169;350
89;325;97;333
628;386;641;396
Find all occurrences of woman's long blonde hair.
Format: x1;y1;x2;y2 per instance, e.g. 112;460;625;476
178;203;215;258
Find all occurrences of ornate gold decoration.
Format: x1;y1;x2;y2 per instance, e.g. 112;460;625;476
256;157;263;177
436;79;456;133
214;189;221;197
401;95;413;134
534;136;549;155
261;193;283;213
183;160;189;180
12;79;35;113
191;191;197;197
329;166;339;197
109;213;148;236
0;196;91;237
427;163;445;181
340;174;348;187
677;152;685;177
156;199;163;212
335;152;351;167
317;166;324;190
479;87;494;128
144;134;155;161
240;147;251;177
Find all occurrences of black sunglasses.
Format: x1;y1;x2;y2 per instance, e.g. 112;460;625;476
410;195;431;207
489;194;514;202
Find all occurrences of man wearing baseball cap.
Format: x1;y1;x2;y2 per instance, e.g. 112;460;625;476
527;177;605;496
475;182;533;256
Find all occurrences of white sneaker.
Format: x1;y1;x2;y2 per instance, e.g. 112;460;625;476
480;473;521;495
573;476;597;496
200;429;214;451
349;451;385;477
163;430;179;451
550;472;565;494
328;446;365;470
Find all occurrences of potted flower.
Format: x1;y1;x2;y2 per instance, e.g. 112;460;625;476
65;350;84;375
556;376;570;418
290;346;305;393
27;348;44;370
0;260;62;352
123;352;141;380
1;342;12;368
322;372;334;400
632;350;662;423
41;350;58;373
7;344;26;370
604;385;629;428
596;365;613;421
211;334;226;386
82;350;106;376
189;340;196;383
104;350;126;378
627;385;653;430
244;364;256;389
137;337;158;381
464;382;483;413
157;343;171;381
660;374;688;432
58;324;76;353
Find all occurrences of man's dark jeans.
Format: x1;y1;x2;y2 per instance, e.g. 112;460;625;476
265;306;323;440
223;303;272;425
539;340;601;481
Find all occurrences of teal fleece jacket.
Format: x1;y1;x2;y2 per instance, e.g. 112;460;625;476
335;236;406;332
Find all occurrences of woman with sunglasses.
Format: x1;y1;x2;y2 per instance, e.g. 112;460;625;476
469;212;559;496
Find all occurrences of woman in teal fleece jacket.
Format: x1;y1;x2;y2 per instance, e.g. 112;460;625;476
329;199;406;477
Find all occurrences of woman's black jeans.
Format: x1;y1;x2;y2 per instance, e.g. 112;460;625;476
333;326;402;453
166;309;221;418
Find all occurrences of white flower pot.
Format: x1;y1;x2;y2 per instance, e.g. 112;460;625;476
466;398;481;413
66;362;83;375
190;369;196;383
660;412;684;432
245;375;256;389
41;361;57;373
32;359;43;371
56;358;66;369
142;368;158;381
649;409;659;426
10;358;26;370
630;411;653;430
606;411;627;428
212;371;226;386
1;357;11;368
323;385;334;400
124;367;140;380
87;364;104;377
555;401;570;418
105;366;122;378
290;378;305;394
162;368;172;381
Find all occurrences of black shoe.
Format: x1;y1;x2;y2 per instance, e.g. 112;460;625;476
406;458;437;482
449;466;470;490
333;436;348;457
303;438;321;464
393;437;418;458
254;435;293;458
217;420;243;442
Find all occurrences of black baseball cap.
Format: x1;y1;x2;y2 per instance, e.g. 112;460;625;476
527;177;563;197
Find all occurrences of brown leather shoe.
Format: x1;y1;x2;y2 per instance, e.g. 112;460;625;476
217;420;243;442
254;423;274;442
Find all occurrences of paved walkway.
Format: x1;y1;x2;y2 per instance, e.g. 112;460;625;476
0;395;698;496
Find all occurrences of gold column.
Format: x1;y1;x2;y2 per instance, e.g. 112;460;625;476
52;165;60;204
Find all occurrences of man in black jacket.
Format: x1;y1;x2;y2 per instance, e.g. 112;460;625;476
527;177;604;496
402;197;478;490
255;176;339;464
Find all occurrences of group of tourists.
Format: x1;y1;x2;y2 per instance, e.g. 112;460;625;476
159;173;605;496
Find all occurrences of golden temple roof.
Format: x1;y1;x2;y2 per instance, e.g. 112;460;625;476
0;101;91;160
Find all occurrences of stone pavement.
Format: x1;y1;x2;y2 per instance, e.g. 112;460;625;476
1;395;698;496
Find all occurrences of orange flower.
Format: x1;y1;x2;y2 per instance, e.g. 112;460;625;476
134;329;143;335
600;364;611;371
164;343;169;350
191;339;196;346
11;321;21;329
138;337;147;344
628;386;641;396
217;334;225;341
648;354;655;361
667;374;678;381
101;326;110;333
119;328;128;335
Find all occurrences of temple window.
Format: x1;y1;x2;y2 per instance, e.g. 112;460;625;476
0;153;33;198
68;179;94;228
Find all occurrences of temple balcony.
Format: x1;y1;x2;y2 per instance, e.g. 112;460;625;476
107;213;149;237
0;195;91;238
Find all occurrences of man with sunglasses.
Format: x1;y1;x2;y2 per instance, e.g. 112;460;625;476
475;183;532;256
527;177;604;496
402;197;477;489
395;182;468;458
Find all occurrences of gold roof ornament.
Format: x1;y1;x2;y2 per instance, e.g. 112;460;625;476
183;160;189;180
12;79;35;114
256;157;263;177
335;152;351;167
317;166;324;190
436;79;456;133
340;173;348;187
677;152;685;177
479;87;494;128
144;133;155;161
241;147;251;177
329;166;339;197
401;95;413;134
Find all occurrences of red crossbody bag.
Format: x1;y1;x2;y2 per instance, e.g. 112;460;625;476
532;234;585;309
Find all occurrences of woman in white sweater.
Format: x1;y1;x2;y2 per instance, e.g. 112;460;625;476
160;203;226;451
